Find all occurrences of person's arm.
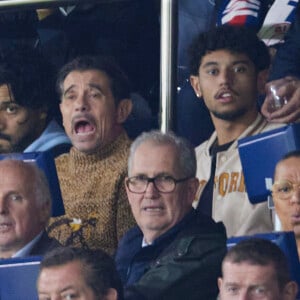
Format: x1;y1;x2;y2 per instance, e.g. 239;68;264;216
261;76;300;123
261;3;300;123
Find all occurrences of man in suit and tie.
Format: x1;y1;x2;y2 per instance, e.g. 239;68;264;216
0;159;60;258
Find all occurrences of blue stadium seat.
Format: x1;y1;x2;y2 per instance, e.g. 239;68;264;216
238;123;300;203
0;256;41;300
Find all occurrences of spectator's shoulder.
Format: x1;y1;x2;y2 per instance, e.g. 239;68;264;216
55;151;70;163
183;210;227;239
118;226;143;246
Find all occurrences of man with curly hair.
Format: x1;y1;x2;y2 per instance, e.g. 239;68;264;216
189;25;283;237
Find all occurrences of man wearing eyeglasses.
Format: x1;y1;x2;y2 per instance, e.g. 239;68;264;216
115;130;227;300
272;150;300;259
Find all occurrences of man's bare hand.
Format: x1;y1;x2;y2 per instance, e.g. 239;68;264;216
261;76;300;123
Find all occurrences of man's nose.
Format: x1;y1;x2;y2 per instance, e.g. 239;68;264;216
144;181;160;198
74;94;90;112
237;291;251;300
290;185;300;204
0;112;7;131
49;295;62;300
0;198;8;214
219;69;233;86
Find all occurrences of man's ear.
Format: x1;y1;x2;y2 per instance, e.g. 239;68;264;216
116;98;132;124
217;277;223;291
187;177;200;205
283;281;298;300
39;111;47;121
39;200;51;224
189;75;202;98
257;69;269;95
103;288;118;300
124;177;132;204
36;108;48;125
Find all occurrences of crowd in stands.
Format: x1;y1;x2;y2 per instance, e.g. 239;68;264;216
1;0;300;299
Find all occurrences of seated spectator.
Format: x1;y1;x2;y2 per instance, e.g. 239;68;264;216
272;150;300;257
218;238;298;300
37;246;123;300
0;45;71;156
115;130;227;300
189;25;283;237
176;0;300;147
47;55;135;255
0;159;60;258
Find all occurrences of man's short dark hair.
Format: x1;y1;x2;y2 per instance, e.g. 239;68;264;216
0;45;57;120
39;247;124;299
224;238;291;291
189;25;270;76
56;55;131;105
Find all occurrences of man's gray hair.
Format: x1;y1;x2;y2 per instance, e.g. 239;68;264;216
29;162;52;220
128;130;196;178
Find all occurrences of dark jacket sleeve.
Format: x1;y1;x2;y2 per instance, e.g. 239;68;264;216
269;2;300;81
125;227;227;300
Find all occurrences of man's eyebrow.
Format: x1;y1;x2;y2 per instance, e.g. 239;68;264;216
63;84;76;97
232;60;251;66
224;282;239;287
0;100;18;107
89;83;104;94
201;61;218;69
63;83;104;97
132;172;173;178
60;285;78;293
201;59;251;69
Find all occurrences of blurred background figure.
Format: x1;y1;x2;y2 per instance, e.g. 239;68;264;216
0;45;70;156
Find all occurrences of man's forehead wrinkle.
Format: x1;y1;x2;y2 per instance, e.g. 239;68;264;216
63;84;76;96
64;82;104;95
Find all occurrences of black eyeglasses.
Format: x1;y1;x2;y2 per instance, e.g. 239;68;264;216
126;174;192;194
